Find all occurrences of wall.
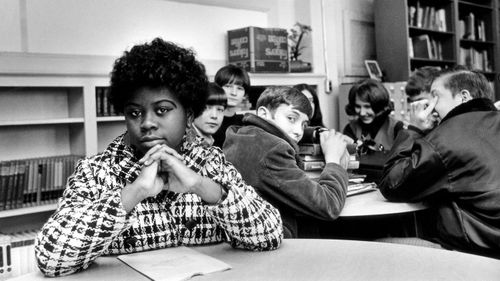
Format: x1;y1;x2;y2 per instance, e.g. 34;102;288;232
0;0;296;74
322;0;376;129
0;0;378;130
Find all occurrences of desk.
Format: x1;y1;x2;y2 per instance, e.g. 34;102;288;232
305;170;428;217
12;239;500;281
322;190;430;239
340;190;427;217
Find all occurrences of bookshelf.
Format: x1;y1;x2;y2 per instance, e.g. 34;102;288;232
0;53;327;233
375;0;500;99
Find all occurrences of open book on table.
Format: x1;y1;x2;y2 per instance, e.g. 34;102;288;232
118;246;231;281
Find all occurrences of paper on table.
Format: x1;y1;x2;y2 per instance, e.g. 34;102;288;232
347;182;377;197
117;246;232;281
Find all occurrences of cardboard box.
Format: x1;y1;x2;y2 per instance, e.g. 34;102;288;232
227;26;289;73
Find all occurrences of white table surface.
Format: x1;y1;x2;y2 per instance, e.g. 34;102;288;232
12;239;500;281
340;189;427;217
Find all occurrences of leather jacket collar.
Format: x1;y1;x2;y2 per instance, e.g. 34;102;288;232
440;98;497;124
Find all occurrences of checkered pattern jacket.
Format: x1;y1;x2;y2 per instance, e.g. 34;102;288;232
35;133;283;277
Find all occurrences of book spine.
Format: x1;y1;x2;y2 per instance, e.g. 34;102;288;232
249;27;256;72
0;162;8;210
299;161;325;171
0;234;12;279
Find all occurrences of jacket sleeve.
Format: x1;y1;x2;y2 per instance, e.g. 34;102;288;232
378;128;449;202
35;159;134;277
343;123;356;141
259;141;348;221
203;150;283;251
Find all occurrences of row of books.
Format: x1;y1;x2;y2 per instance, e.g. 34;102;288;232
459;13;487;41
409;34;444;60
95;87;121;117
408;2;447;32
0;155;82;211
459;47;492;72
0;230;38;279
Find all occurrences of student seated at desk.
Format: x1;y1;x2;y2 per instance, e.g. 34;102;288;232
293;83;324;127
35;38;283;277
212;64;251;148
379;68;500;258
189;82;227;146
343;79;404;151
405;66;441;131
223;86;350;238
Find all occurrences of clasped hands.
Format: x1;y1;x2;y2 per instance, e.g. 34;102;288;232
136;144;197;198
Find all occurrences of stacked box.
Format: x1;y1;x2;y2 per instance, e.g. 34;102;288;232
228;26;289;73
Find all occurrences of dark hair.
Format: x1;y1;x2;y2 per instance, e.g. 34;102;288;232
256;86;313;119
293;84;324;127
214;64;251;92
438;69;493;100
109;38;209;117
207;82;227;108
405;66;441;98
345;79;391;116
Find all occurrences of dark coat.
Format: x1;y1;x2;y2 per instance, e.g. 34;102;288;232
379;98;500;257
223;113;348;238
343;115;403;151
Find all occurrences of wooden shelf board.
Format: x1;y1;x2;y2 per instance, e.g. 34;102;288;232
410;58;456;63
458;1;493;10
409;27;455;36
460;39;496;45
97;116;125;122
0;117;84;126
0;204;57;218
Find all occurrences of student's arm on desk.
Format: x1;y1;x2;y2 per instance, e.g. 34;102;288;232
378;128;447;202
35;159;134;277
203;150;283;251
260;143;348;220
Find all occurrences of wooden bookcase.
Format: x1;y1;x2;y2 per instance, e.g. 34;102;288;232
0;54;326;233
375;0;500;99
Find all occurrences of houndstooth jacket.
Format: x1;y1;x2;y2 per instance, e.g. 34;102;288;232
35;133;283;277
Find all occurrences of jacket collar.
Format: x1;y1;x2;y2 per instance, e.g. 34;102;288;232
440;98;497;124
242;113;300;153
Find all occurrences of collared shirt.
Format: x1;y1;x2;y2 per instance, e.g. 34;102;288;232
191;124;215;146
35;133;283;277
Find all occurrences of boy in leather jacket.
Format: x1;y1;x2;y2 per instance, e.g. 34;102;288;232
379;69;500;258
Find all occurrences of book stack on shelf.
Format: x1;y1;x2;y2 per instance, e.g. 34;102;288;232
459;12;487;41
0;155;82;211
96;87;121;117
408;1;447;31
410;34;444;60
458;4;494;73
459;47;492;71
376;0;499;98
0;230;38;279
407;1;448;61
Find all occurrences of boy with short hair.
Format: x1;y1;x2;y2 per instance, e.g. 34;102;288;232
190;82;227;146
223;86;350;238
405;66;441;130
379;69;500;257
